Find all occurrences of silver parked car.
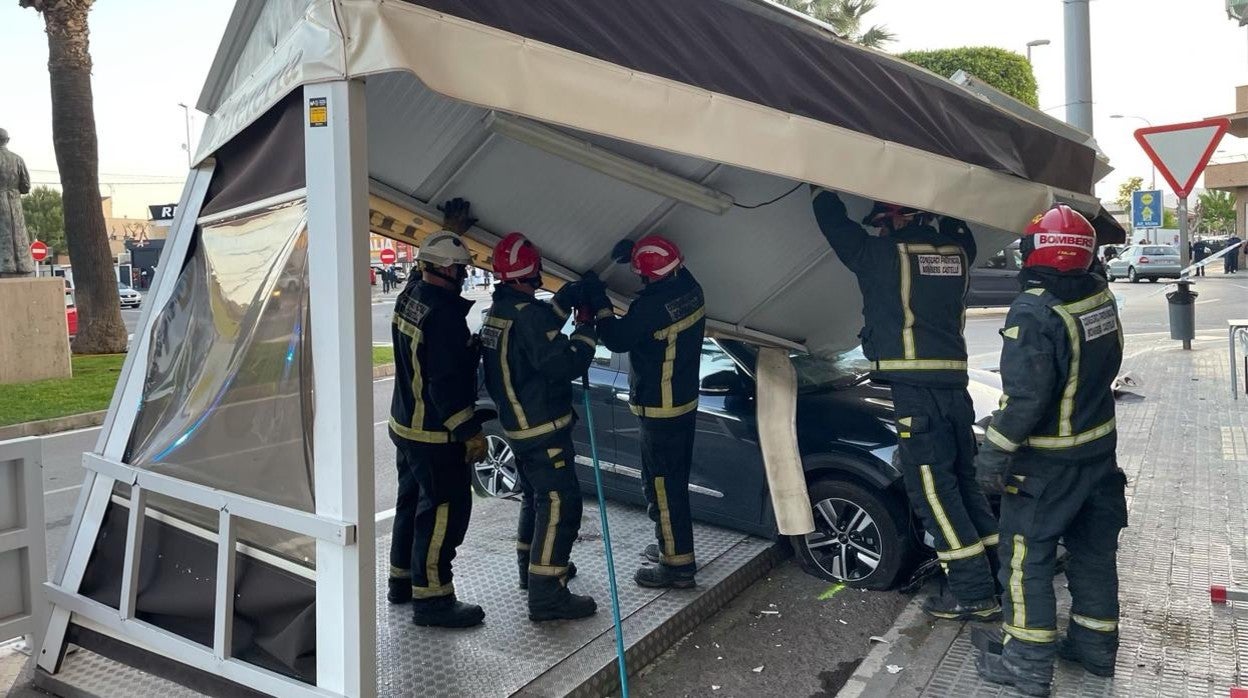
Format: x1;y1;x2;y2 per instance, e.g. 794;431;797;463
1106;244;1183;283
117;282;143;308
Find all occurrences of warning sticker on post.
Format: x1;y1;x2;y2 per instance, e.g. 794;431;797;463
309;97;328;127
916;254;963;277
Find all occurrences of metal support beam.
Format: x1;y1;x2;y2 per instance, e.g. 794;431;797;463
304;79;377;697
213;510;237;661
118;487;147;620
1064;0;1094;134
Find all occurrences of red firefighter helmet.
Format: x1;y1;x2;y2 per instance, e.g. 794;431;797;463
492;232;543;282
1021;205;1097;273
630;235;684;282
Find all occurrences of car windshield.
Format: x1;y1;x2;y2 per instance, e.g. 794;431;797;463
1143;246;1175;256
718;339;869;391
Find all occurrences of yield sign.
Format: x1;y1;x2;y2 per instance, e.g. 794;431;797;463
1134;119;1230;198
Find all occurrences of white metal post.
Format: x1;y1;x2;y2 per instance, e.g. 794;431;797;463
304;79;376;697
118;487;148;620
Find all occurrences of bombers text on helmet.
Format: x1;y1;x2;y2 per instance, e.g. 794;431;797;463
417;230;472;268
1021;205;1096;274
492;232;543;282
631;235;684;282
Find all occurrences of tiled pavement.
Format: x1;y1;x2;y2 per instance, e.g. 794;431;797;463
841;335;1248;697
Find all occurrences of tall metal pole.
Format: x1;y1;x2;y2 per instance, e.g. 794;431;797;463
1179;196;1191;268
178;103;193;169
1064;0;1094;134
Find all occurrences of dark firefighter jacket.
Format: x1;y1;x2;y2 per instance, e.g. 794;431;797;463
983;270;1122;461
812;190;976;388
388;281;480;444
481;284;598;442
598;268;707;418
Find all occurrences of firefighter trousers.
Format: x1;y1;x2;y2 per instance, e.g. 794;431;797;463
998;455;1127;661
515;429;585;583
892;383;999;604
388;439;472;599
639;413;697;573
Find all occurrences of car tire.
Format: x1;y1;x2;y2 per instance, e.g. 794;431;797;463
1148;277;1158;283
470;431;522;498
793;477;914;591
1128;267;1139;283
1106;270;1116;282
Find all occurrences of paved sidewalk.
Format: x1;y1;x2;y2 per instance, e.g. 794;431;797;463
841;334;1248;697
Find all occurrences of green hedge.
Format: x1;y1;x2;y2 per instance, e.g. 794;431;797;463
900;47;1039;108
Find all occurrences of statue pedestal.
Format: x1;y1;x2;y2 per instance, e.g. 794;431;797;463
0;277;72;385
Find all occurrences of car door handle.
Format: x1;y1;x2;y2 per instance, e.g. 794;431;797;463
615;392;630;402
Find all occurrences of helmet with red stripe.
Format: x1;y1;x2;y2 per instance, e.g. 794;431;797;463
1021;205;1096;273
630;235;683;282
492;232;543;283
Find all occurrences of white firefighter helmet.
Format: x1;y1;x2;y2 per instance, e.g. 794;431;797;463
417;230;472;268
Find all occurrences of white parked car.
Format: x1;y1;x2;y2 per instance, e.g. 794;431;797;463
117;282;143;308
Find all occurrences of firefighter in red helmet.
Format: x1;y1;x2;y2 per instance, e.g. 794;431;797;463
973;205;1127;696
595;234;706;588
480;232;600;622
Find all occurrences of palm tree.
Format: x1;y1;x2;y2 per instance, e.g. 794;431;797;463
775;0;896;49
20;0;126;353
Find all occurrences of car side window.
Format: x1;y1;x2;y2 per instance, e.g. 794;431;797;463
983;250;1008;270
699;340;737;381
593;342;613;367
1010;248;1023;269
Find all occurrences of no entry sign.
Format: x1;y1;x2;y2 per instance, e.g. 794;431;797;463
30;240;49;262
379;248;397;265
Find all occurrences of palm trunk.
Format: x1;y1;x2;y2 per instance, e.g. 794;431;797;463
28;0;127;354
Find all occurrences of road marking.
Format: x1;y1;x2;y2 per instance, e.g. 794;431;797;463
375;507;396;523
1195;298;1222;305
44;484;81;497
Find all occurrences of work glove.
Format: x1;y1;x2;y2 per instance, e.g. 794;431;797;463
438;197;477;234
939;216;971;238
610;238;635;265
809;186;852;225
464;431;487;465
579;271;614;319
973;445;1011;496
552;280;584;319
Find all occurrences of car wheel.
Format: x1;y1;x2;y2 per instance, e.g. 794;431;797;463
471;433;521;497
1128;267;1139;283
1148;277;1158;283
793;477;913;591
1106;270;1116;282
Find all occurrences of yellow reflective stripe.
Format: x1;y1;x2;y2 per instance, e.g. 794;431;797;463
903;243;964;256
444;406;474;432
986;426;1021;453
1071;613;1118;633
630;400;699;418
595;308;614;321
389;565;410;579
1002;325;1020;339
1009;534;1027;629
662;552;696;566
528;563;568;577
1025;288;1046;296
1051;305;1080;436
874;359;968;371
573;333;596;349
395;316;428;431
387;417;451;443
919;464;962;548
1060;290;1115;315
898;432;911;439
1027;418;1116;449
652;306;706;340
545;329;560;341
493;316;529;430
541;491;561;565
411;582;455;599
898;417;912;427
656;476;676;558
425;503;449;590
1004;624;1057;643
1005;485;1019;495
981;533;1000;546
897;245;916;359
516;542;532;552
504;413;573;441
551;301;569;320
936;540;986;561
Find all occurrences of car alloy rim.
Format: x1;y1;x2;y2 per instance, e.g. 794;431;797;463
473;434;518;497
804;497;883;582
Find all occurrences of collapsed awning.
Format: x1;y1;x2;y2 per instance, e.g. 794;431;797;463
195;0;1122;355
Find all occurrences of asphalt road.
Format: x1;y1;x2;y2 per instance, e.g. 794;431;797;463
35;273;1248;694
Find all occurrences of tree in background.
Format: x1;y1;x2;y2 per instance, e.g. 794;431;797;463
20;186;66;257
1116;176;1144;218
19;0;126;354
900;47;1039;107
776;0;896;48
1195;189;1236;236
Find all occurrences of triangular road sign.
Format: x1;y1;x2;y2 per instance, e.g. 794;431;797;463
1134;119;1230;198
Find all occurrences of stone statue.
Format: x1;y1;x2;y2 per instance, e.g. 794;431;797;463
0;128;34;277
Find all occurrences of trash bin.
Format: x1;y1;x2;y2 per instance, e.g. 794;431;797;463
1166;281;1198;341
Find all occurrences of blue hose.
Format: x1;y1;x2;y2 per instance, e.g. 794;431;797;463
581;375;629;697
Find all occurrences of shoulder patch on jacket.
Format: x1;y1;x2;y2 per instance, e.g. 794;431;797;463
395;295;431;326
664;288;703;322
1001;325;1021;340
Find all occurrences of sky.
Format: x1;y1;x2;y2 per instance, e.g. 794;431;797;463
1;0;1246;215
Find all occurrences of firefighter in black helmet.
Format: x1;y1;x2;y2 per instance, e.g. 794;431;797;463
811;188;1000;621
973;205;1127;697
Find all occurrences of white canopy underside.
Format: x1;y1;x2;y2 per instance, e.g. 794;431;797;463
196;0;1106;355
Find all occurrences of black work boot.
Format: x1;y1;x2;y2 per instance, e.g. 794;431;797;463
528;574;597;622
411;595;485;628
976;636;1055;697
643;543;660;564
387;577;411;604
921;586;1001;622
1057;635;1117;677
635;564;696;589
517;553;577;590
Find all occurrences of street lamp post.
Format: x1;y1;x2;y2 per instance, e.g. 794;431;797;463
1026;39;1051;63
1111;114;1156;189
177;102;193;169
